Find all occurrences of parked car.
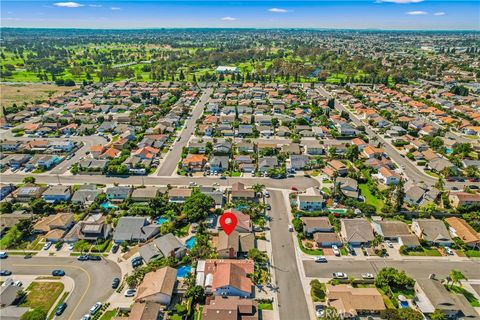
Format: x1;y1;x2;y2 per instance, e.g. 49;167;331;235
385;240;393;248
361;273;374;279
43;242;53;250
77;255;89;261
13;280;22;287
288;225;293;232
67;243;74;250
266;204;271;210
124;289;136;297
332;272;348;279
264;191;270;198
445;247;454;255
111;244;119;254
0;251;8;259
52;269;65;277
314;256;327;263
0;270;12;276
88;255;101;261
131;257;143;268
332;245;340;256
90;302;102;315
81;315;91;320
315;305;325;318
55;302;67;316
112;278;120;289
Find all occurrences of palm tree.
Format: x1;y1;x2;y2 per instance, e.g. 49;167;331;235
449;269;466;288
252;183;265;195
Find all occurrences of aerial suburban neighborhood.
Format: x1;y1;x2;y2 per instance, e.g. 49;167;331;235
0;13;479;320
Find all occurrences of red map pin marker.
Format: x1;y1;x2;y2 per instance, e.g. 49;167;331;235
219;211;238;235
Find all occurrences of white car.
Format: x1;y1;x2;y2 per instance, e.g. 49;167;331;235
361;273;374;279
332;245;340;256
314;256;327;263
124;289;136;297
43;242;52;250
13;280;22;287
288;225;293;232
385;240;393;248
68;243;74;250
89;302;102;315
445;247;454;255
332;272;348;279
264;191;270;198
315;305;325;318
81;315;91;320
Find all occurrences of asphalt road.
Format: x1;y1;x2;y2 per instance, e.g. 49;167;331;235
157;88;213;176
303;258;480;280
316;86;480;191
0;173;319;190
1;256;121;320
268;190;311;320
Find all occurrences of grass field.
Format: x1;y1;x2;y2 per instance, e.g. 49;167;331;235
21;282;64;313
359;183;384;212
99;310;118;320
0;83;76;110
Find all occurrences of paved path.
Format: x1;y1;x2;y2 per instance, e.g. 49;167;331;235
0;173;319;190
303;258;480;280
157;88;213;176
1;256;121;320
267;190;311;320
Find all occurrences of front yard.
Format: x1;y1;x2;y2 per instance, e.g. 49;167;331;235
20;282;64;314
400;247;441;256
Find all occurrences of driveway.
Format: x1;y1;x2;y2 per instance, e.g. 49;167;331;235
1;256;121;320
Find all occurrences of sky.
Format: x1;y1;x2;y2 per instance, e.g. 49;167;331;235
1;0;479;30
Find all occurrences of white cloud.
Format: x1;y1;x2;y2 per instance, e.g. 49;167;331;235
110;7;121;10
221;17;237;21
377;0;423;3
434;12;446;16
268;8;289;13
88;4;102;7
407;10;428;15
53;2;84;8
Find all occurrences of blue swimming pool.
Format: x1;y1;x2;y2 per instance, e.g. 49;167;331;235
177;265;192;278
399;300;409;308
445;148;453;154
100;202;117;210
154;217;169;225
185;236;196;249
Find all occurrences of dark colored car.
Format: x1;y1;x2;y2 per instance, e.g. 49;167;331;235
0;270;12;276
131;257;143;268
77;255;89;261
88;255;101;261
52;269;65;277
112;278;120;289
55;302;67;316
111;244;119;254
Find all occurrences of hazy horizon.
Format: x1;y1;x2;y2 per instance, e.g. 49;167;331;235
1;0;479;30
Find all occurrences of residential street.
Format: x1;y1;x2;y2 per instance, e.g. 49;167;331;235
1;256;121;320
0;173;319;190
156;88;213;176
303;258;480;280
268;190;311;320
315;85;480;191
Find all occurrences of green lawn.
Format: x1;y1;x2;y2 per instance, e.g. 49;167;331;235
359;183;384;212
99;310;118;320
310;280;326;302
21;282;64;313
298;238;323;255
258;303;274;310
465;250;480;258
402;247;441;256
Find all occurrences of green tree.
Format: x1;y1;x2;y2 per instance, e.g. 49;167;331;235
23;176;36;184
394;179;405;212
430;310;447;320
252;183;265;194
449;269;466;287
375;267;415;291
184;285;204;302
182;190;215;222
345;144;359;161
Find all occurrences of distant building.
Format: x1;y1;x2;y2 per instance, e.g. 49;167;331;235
216;66;239;74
